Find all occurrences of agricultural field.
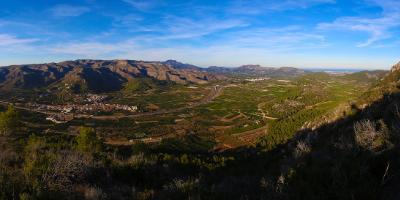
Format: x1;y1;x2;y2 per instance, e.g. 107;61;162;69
0;69;392;199
4;72;373;151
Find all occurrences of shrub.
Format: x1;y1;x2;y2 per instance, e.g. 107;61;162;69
163;178;200;198
83;185;106;200
42;151;91;192
132;141;149;155
0;105;19;135
293;141;311;159
23;136;51;179
354;119;388;151
75;127;103;154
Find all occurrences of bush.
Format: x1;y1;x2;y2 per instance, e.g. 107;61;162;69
23;135;51;180
42;151;91;192
75;127;103;154
163;178;200;199
83;185;106;200
293;141;311;159
0;105;19;135
132;141;149;155
353;119;389;151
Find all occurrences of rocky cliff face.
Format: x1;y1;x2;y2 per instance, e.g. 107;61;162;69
0;60;224;92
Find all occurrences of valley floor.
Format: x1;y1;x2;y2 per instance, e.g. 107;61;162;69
2;69;397;200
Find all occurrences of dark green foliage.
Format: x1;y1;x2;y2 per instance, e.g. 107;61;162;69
155;135;216;153
75;127;103;153
123;78;161;93
259;108;325;150
0;105;19;135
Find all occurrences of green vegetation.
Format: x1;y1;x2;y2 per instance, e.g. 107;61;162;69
75;127;103;153
0;70;392;199
0;105;19;135
124;79;142;92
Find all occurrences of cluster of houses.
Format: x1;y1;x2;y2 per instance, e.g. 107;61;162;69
28;103;138;114
46;114;74;124
245;77;270;82
85;94;108;103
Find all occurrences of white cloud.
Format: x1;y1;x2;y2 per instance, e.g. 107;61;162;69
0;34;38;46
42;25;327;66
158;16;247;40
118;16;248;42
368;0;400;12
229;0;335;14
50;4;90;17
48;40;140;57
318;0;400;47
224;26;327;49
122;0;160;11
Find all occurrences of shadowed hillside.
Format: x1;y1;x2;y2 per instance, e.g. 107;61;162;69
249;61;400;199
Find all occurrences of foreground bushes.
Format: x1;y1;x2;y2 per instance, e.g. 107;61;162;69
0;105;18;135
2;93;400;199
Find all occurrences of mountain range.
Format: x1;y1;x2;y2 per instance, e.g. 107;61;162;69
206;64;306;76
0;60;223;93
0;59;386;94
0;59;314;93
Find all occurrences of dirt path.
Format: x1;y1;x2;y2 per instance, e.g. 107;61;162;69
257;102;278;120
213;123;269;151
220;113;245;122
105;133;174;146
305;101;332;109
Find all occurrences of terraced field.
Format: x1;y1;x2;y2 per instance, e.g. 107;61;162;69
2;72;381;150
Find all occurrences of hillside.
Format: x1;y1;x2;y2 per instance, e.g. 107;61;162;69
0;60;223;93
253;61;400;199
162;60;201;71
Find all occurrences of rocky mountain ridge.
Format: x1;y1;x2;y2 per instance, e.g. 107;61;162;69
0;59;223;93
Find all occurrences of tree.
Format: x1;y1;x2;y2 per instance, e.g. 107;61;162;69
75;127;103;153
0;105;19;135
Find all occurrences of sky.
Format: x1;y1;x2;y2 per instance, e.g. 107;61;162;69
0;0;399;69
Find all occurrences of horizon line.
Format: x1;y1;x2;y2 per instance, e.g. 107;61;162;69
0;58;392;70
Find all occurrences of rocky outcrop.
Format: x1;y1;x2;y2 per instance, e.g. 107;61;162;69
391;61;400;72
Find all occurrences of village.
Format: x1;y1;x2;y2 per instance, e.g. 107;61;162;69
245;77;270;82
27;102;139;114
24;102;139;124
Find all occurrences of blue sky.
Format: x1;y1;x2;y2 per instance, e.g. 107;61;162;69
0;0;399;69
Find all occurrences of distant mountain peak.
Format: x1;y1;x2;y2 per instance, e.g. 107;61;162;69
162;60;200;70
164;59;179;63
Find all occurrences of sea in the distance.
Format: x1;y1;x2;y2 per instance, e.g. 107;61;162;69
304;68;366;74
